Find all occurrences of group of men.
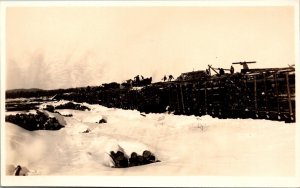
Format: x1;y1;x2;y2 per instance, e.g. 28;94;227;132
206;65;235;76
162;75;174;82
135;65;235;84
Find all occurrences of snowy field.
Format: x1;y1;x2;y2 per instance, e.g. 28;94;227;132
4;99;296;178
6;101;295;176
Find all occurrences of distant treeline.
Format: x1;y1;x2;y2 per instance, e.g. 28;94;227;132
6;75;153;99
6;86;105;99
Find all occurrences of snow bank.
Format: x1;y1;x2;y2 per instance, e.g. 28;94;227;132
5;110;37;116
5;100;295;177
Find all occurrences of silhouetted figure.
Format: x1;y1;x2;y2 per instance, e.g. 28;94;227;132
206;68;210;75
134;75;140;84
219;68;225;75
230;65;234;74
168;75;174;81
162;75;167;82
242;62;249;69
149;77;152;84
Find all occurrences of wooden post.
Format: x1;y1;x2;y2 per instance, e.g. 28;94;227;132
274;73;280;114
176;84;180;112
254;76;257;112
180;84;185;114
205;82;207;115
286;73;293;117
168;85;172;110
263;73;268;114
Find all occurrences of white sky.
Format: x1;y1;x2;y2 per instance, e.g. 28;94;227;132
5;5;295;90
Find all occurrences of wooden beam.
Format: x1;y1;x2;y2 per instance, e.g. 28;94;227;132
208;65;219;75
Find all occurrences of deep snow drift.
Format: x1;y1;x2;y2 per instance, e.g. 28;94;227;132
5;100;295;176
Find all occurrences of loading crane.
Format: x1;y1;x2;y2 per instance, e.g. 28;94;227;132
232;61;256;70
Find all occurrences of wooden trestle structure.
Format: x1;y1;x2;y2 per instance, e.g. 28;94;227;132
55;63;295;123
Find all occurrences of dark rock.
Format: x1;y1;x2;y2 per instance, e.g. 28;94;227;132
44;105;55;112
98;118;107;123
14;165;22;176
11;165;29;176
82;128;90;133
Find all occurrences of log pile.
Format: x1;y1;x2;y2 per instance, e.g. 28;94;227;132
5;111;64;131
55;102;90;111
44;102;90;112
109;150;159;168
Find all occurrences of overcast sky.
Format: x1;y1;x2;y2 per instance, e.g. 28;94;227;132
5;5;295;90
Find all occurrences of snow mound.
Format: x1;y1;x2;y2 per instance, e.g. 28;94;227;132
5;100;295;176
6;123;50;174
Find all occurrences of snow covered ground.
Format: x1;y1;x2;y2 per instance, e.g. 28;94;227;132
2;100;298;186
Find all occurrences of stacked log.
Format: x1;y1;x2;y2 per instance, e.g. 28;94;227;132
5;111;64;131
110;150;159;168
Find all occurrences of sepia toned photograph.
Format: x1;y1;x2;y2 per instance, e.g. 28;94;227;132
1;0;299;187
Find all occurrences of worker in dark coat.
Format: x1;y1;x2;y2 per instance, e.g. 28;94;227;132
134;75;140;83
230;65;234;74
219;68;225;75
162;75;167;82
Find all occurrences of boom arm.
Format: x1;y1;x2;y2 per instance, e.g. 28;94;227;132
232;61;256;69
208;65;219;75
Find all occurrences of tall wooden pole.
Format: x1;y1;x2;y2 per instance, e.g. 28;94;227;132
180;84;185;114
205;82;207;115
274;73;280;114
263;73;268;116
254;76;257;112
286;73;293;117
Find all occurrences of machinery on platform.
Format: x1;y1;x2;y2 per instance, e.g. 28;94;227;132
32;61;296;123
